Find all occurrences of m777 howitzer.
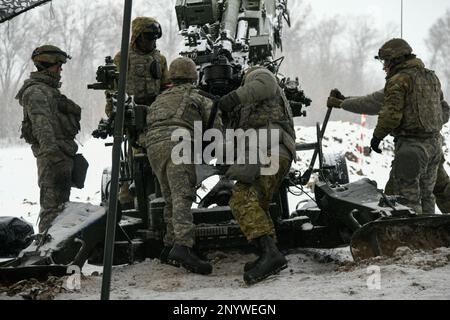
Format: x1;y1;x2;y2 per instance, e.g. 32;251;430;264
2;1;450;285
83;0;450;266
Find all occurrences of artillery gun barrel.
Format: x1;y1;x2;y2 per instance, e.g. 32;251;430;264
236;20;249;44
222;0;241;40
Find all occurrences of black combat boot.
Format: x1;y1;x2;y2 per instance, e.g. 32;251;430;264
167;244;212;275
244;240;261;272
160;246;180;267
243;235;287;285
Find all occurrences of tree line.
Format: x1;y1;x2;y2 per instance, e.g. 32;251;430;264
0;0;449;143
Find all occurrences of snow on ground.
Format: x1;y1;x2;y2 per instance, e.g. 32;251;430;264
0;137;112;229
1;122;450;300
53;246;450;300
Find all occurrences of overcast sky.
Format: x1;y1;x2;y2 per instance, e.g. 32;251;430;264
304;0;450;60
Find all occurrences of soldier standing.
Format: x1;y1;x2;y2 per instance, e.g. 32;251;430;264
141;57;216;275
106;16;170;116
106;17;170;208
217;66;296;285
367;38;445;214
326;88;450;213
16;45;81;233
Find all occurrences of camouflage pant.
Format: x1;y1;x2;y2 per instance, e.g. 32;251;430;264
385;136;442;214
36;154;73;232
385;154;450;214
229;157;292;241
147;141;196;248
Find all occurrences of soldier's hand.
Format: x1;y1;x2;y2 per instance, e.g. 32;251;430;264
217;91;241;113
327;96;344;108
330;88;346;100
370;136;382;154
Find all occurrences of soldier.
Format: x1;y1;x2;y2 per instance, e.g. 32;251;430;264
15;45;81;233
217;66;296;285
106;17;170;206
141;57;215;275
327;89;450;213
358;38;444;214
106;16;170;116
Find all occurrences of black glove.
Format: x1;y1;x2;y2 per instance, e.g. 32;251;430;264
330;88;346;100
217;91;241;113
370;136;382;154
327;96;343;108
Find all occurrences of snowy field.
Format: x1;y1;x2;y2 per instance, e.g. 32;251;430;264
1;121;450;300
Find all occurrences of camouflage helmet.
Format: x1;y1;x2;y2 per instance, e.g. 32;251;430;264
169;57;198;81
375;38;413;61
31;45;71;65
131;17;162;46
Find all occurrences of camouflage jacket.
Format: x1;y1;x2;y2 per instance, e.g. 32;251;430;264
342;90;385;116
374;58;445;139
142;83;217;146
16;71;81;159
105;48;170;117
114;48;169;103
231;67;296;160
342;89;450;122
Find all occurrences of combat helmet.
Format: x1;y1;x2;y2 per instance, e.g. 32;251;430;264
242;65;269;84
31;45;71;67
375;38;413;61
131;17;162;47
169;57;198;82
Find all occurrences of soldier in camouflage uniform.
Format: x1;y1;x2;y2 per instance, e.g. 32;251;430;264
106;17;170;205
217;66;296;285
15;45;81;233
363;39;445;214
140;57;215;275
106;17;170;116
327;89;450;213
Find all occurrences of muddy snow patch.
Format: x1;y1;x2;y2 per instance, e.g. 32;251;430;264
340;247;450;272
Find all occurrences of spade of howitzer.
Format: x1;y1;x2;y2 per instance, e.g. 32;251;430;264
301;107;333;185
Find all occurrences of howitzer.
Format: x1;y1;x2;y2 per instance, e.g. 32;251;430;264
88;57;148;146
3;0;450;291
176;0;310;117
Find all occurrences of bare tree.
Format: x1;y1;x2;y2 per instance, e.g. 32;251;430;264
291;16;346;125
134;0;183;61
278;0;312;64
48;1;115;139
0;15;51;140
426;10;450;98
345;16;380;94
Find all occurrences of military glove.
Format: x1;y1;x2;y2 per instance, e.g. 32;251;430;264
330;88;346;100
217;91;241;113
327;96;344;108
370;136;382;154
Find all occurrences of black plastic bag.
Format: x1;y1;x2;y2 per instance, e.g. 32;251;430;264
0;217;34;257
